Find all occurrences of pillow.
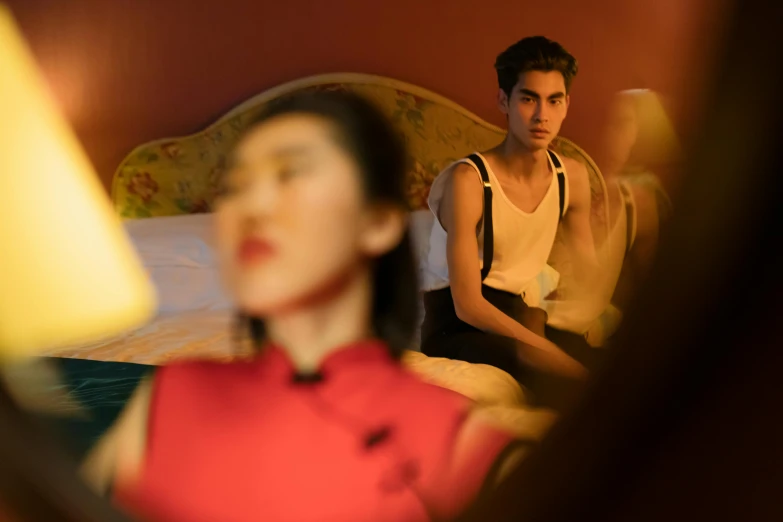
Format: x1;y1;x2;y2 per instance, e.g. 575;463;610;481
124;214;232;313
408;210;435;349
409;209;434;273
401;350;528;407
124;214;216;267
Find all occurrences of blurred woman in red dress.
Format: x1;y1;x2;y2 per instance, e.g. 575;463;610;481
82;91;520;522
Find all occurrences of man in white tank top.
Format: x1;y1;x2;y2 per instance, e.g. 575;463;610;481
421;37;598;407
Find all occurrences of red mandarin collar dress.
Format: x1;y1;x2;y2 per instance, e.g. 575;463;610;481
115;340;514;522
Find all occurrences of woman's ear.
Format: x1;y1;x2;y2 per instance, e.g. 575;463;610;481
358;204;407;257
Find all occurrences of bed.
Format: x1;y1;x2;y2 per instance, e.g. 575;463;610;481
29;73;608;450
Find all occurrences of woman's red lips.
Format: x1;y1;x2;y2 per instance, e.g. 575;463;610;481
237;237;276;264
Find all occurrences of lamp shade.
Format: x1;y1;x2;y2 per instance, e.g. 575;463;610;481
0;5;155;360
623;89;682;169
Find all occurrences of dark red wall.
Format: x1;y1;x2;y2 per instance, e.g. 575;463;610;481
7;0;727;189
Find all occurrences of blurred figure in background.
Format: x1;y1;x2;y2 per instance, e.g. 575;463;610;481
543;89;677;364
602;89;676;309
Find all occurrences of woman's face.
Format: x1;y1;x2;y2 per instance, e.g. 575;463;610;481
603;95;639;173
215;114;401;316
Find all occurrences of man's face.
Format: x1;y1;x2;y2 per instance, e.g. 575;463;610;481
498;70;570;151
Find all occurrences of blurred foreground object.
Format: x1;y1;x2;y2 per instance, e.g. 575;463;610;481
0;5;149;521
0;4;155;360
1;358;86;417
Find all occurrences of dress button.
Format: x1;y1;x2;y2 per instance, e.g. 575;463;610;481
291;371;325;384
364;426;393;450
400;460;420;482
378;460;421;494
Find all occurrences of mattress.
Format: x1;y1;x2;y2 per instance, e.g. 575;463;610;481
39;310;527;406
38;310;242;365
30;310;556;441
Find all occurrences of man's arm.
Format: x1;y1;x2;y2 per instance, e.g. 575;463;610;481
441;164;585;378
561;159;599;281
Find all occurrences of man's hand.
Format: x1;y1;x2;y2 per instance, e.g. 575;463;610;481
516;337;587;379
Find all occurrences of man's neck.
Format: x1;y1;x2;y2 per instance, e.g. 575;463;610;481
495;135;551;180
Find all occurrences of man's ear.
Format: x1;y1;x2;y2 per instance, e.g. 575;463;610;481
497;88;510;115
358;204;407;257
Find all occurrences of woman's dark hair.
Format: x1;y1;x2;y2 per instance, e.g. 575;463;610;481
495;36;579;96
237;90;418;358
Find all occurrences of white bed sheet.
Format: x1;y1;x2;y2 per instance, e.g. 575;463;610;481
39;310;239;365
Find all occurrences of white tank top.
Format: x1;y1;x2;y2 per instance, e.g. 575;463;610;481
422;151;569;304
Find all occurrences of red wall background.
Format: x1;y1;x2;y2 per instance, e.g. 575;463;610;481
7;0;727;190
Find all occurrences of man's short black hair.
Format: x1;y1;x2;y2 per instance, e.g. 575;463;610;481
494;36;578;96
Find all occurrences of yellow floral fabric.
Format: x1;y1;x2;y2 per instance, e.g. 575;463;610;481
112;79;606;225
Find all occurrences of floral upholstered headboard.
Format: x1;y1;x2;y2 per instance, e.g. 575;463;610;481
112;73;607;240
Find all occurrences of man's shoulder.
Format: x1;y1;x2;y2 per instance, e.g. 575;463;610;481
431;160;482;205
451;160;479;176
448;161;484;190
559;155;589;180
557;155;591;214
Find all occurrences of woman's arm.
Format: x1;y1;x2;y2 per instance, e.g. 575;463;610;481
80;376;152;495
461;406;557;490
441;164;585;378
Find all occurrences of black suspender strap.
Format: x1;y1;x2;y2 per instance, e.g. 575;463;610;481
547;150;567;221
466;151;567;281
467;153;493;281
618;181;636;256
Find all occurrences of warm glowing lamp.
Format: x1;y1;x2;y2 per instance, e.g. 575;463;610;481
0;5;155;360
621;88;682;170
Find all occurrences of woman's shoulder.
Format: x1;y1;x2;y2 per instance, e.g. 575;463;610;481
156;357;258;381
146;358;264;411
387;367;518;518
